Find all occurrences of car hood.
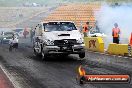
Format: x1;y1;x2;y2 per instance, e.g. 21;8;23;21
3;36;12;39
42;30;83;41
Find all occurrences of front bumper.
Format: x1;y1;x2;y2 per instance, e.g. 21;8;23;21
43;44;85;54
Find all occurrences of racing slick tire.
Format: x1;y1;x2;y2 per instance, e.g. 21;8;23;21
33;42;48;60
33;42;42;57
9;45;12;52
41;50;48;60
79;51;85;58
33;48;40;56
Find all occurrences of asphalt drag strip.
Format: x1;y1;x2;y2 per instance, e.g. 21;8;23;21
0;43;132;88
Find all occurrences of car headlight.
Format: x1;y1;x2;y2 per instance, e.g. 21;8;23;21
3;38;6;39
77;38;84;44
45;39;54;45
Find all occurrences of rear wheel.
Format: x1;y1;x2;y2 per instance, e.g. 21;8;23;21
79;52;85;58
9;45;12;52
33;48;40;56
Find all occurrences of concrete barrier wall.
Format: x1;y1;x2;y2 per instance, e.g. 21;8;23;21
107;43;128;56
84;37;132;57
84;37;104;52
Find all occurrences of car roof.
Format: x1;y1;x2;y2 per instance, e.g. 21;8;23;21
42;21;74;24
14;29;23;32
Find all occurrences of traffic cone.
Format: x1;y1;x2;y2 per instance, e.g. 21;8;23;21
130;32;132;46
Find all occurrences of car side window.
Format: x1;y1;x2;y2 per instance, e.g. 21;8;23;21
39;24;42;36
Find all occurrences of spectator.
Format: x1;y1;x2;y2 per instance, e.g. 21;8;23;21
112;23;121;44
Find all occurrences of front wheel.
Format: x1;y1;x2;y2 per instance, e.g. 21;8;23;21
79;52;85;58
9;45;12;52
33;48;40;56
41;51;48;60
33;42;42;57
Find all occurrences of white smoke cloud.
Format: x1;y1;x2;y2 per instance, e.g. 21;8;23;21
94;4;132;46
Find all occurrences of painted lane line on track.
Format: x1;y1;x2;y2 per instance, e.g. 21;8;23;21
118;56;122;58
100;53;105;55
112;55;116;57
0;64;20;88
86;50;132;59
87;50;132;59
105;54;110;56
94;52;99;54
130;58;132;59
87;51;93;53
124;57;129;59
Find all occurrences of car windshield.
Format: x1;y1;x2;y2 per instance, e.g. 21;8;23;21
44;22;77;31
90;28;101;34
4;32;14;36
14;29;23;32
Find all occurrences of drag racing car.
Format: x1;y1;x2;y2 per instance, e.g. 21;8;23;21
88;21;106;37
33;21;85;60
88;27;106;37
13;28;24;37
0;32;18;44
88;30;106;37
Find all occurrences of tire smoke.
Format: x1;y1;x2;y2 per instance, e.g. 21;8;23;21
94;3;132;47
